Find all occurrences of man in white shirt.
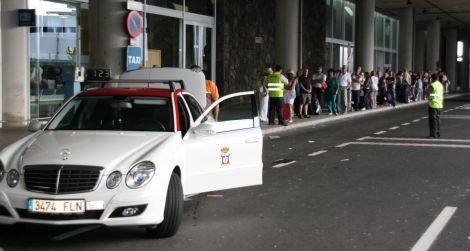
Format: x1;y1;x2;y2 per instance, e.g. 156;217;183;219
311;66;326;108
337;65;352;114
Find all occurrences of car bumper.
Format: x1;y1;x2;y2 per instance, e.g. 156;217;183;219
0;176;168;226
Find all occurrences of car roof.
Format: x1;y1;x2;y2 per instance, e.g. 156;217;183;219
78;88;173;97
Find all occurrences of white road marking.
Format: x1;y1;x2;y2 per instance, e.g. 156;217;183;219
308;140;315;143
336;142;352;148
269;136;280;139
272;161;296;168
357;136;369;141
440;115;470;120
340;159;349;162
374;131;387;135
422;116;428;119
359;136;470;143
402;123;411;126
389;126;400;130
411;206;457;251
342;141;470;149
308;150;328;157
412;119;421;122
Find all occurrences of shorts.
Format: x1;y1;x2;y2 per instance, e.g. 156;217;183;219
301;93;311;104
284;92;295;104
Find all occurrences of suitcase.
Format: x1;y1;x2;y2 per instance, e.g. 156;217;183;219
283;103;290;120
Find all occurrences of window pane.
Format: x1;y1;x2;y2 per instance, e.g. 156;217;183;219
183;94;204;119
385;18;391;49
202;27;213;80
185;0;215;16
392;20;398;50
333;43;341;69
204;95;255;133
146;14;182;68
326;0;332;38
185;24;200;69
344;1;354;41
147;0;184;10
333;0;343;39
375;14;384;48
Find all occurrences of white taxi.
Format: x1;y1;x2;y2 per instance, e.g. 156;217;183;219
0;68;263;238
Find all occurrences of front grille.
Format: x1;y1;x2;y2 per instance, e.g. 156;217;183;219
16;208;103;220
24;165;103;194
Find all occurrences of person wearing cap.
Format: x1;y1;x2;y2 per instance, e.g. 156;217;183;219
283;69;297;123
190;65;220;119
427;73;444;138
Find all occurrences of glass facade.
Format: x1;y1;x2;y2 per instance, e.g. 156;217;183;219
145;1;216;79
28;0;89;118
26;0;216;120
325;0;399;73
325;0;355;71
374;12;398;73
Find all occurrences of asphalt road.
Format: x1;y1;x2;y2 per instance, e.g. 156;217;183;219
1;95;470;251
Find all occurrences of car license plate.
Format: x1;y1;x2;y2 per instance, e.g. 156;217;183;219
27;199;85;214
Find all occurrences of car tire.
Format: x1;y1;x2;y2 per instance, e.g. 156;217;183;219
147;172;183;238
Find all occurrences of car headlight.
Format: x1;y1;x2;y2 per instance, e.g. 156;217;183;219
126;161;155;189
7;169;20;188
106;171;122;189
0;161;4;183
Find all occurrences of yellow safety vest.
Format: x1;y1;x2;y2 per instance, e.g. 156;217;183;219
266;72;284;98
428;81;444;109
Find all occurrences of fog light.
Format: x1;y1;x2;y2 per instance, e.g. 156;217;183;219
7;169;19;188
122;207;140;217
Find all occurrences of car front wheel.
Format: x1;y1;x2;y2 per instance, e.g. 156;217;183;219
147;172;183;238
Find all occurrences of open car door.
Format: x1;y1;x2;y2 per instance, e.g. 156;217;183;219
183;91;263;195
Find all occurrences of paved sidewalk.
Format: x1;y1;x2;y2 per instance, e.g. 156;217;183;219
260;93;465;135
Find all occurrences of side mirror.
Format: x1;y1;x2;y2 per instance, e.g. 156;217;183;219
193;123;217;137
28;120;44;132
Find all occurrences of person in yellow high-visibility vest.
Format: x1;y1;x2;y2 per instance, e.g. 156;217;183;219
427;73;444;138
265;65;288;126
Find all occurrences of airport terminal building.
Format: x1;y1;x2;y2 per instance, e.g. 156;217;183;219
1;0;469;127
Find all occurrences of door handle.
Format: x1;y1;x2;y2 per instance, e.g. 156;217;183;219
245;137;260;143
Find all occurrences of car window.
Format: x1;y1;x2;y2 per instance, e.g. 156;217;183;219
47;96;174;132
177;97;190;137
203;94;257;133
183;94;204;120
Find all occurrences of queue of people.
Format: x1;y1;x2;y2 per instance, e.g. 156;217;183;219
260;64;451;126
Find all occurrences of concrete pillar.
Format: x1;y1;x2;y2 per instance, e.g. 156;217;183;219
445;29;457;91
89;0;128;79
459;37;470;91
414;29;425;72
275;0;299;71
399;7;413;71
426;19;440;72
1;0;29;127
354;0;375;72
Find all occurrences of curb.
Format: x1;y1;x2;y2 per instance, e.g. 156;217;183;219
261;93;465;135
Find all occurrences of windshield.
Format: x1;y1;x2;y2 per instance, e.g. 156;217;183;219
47;96;173;132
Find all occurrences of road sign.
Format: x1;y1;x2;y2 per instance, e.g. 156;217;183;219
127;46;142;71
126;10;143;38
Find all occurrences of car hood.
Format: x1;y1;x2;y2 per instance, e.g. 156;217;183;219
19;131;172;171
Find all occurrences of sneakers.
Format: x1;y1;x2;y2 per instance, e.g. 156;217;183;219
361;108;366;111
328;113;333;115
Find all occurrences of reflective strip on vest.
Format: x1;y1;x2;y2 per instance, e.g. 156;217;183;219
428;81;444;109
266;74;284;97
